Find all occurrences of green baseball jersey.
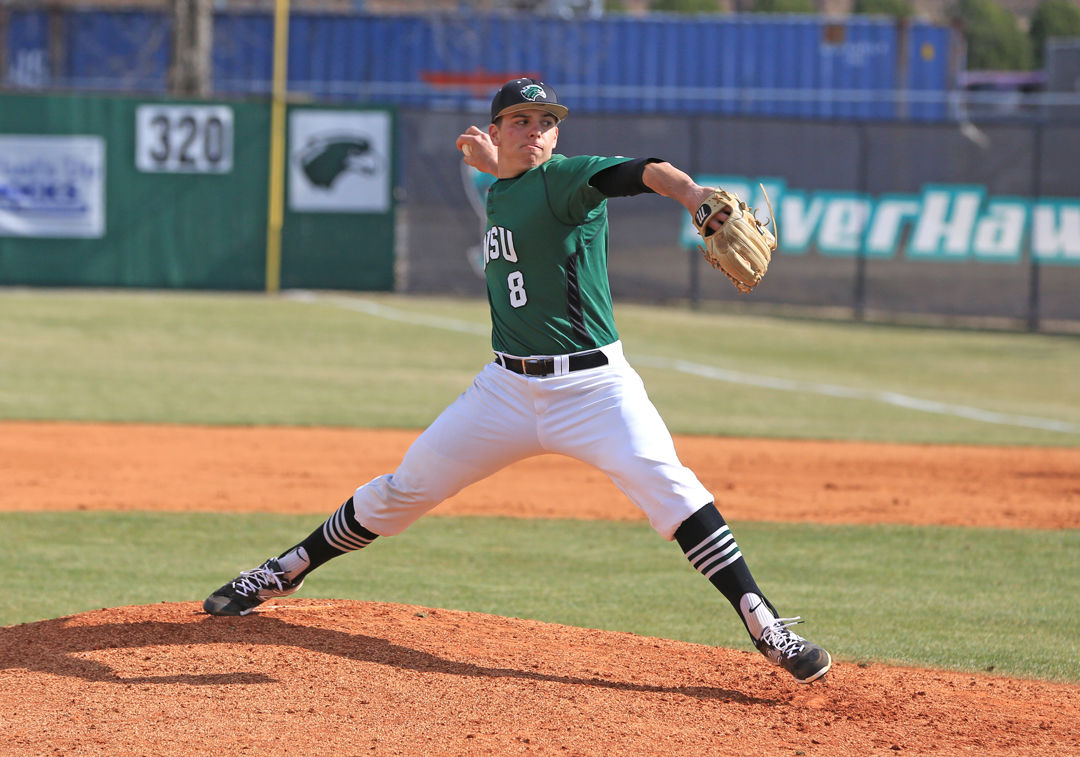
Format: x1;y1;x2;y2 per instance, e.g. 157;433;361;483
483;153;631;356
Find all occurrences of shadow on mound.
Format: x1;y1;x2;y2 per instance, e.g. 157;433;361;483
0;602;777;706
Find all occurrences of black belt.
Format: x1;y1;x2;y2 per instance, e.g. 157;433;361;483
495;349;608;376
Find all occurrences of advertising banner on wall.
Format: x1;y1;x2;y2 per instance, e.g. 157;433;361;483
0;135;106;238
287;109;392;213
681;176;1080;265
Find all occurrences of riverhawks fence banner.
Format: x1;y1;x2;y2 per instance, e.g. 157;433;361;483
0;135;105;238
682;176;1080;265
288;109;392;213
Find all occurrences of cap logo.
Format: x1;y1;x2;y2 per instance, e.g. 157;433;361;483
520;84;547;102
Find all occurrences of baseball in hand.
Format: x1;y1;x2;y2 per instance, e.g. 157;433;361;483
462;144;473;157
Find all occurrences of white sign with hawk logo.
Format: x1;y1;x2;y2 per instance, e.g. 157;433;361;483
288;110;391;213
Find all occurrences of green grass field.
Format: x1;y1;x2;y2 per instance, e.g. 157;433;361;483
3;289;1078;443
2;289;1078;683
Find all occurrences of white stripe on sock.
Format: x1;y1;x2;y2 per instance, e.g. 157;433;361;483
322;505;375;552
684;525;743;579
689;534;736;570
684;526;730;560
697;541;740;572
702;549;744;579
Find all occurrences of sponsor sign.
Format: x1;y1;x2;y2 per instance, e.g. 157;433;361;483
682;176;1080;265
0;135;106;238
288;110;392;213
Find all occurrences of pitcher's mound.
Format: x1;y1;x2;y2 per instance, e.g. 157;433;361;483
1;600;1078;756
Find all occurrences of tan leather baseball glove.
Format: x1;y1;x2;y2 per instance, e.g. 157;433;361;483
692;185;777;294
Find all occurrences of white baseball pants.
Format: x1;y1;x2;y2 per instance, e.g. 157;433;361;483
351;341;713;540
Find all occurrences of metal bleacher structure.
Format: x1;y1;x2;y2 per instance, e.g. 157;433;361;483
4;1;1078;122
0;2;1008;121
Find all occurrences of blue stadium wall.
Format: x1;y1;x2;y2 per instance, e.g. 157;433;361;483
3;10;954;122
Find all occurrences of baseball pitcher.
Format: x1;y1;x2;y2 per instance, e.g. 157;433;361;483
204;78;829;684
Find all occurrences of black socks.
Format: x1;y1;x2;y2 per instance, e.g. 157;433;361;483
674;502;770;614
277;497;378;581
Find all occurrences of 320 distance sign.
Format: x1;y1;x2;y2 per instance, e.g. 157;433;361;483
135;105;234;173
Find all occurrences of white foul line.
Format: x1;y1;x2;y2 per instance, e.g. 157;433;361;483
289;292;1080;436
287;290;489;336
633;355;1080;435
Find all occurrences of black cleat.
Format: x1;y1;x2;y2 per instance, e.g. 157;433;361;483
755;618;832;683
740;592;832;683
203;558;304;616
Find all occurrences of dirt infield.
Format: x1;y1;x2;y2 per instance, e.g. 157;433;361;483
3;422;1079;528
2;422;1079;756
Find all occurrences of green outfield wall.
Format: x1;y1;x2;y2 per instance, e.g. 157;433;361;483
0;93;395;291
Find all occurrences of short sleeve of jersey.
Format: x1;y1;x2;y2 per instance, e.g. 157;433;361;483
541;154;634;225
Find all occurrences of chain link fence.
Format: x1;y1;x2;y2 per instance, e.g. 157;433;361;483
401;108;1080;331
3;4;1078;330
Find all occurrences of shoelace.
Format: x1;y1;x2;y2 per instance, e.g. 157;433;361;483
760;616;807;659
230;564;285;596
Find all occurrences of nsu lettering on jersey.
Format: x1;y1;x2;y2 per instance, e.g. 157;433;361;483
483;225;528;308
483;225;519;268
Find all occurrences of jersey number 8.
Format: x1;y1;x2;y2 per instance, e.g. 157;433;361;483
507;271;528;308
